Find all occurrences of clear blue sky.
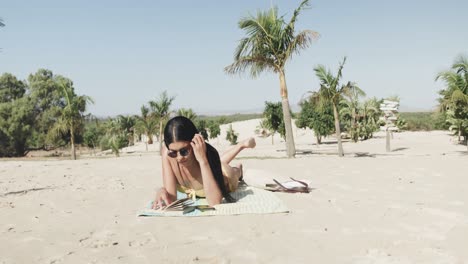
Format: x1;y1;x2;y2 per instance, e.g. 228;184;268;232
1;0;467;116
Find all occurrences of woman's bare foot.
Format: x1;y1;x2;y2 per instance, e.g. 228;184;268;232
241;137;256;149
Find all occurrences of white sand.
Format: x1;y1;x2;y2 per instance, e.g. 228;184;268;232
1;119;468;263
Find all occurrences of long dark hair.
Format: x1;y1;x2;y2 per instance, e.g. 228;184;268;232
164;116;234;203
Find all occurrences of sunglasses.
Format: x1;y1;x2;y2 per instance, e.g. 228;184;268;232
167;147;191;158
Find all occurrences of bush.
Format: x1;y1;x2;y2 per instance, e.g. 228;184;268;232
399;112;449;131
207;120;221;140
226;124;238;145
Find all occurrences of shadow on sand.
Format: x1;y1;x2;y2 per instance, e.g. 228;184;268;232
392;147;409;152
353;152;376;158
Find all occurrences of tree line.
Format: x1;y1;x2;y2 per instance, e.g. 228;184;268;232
0;70;231;158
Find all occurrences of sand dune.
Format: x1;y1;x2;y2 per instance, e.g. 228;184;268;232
1;119;467;263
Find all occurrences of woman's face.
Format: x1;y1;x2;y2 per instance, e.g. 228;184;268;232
167;141;192;163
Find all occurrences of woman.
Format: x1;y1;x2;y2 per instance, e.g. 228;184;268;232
152;116;256;207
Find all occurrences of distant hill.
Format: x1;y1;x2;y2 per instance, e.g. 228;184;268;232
399;104;435;112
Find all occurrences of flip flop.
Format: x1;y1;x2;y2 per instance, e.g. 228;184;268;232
264;177;310;193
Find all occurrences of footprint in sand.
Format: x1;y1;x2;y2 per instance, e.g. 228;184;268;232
79;230;119;249
128;232;157;247
2;225;15;234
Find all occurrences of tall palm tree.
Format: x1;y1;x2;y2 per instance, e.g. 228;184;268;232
314;57;359;157
149;91;175;154
225;0;319;158
51;80;93;160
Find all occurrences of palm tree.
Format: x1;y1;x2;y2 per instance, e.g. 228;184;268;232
339;85;365;142
359;98;381;139
135;105;158;150
105;119;127;157
313;57;359;157
177;108;197;120
51;79;93;160
225;0;319;158
436;55;468;145
116;115;136;146
149;91;175;154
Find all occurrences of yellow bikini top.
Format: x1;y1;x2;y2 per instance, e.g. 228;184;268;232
177;185;206;200
175;164;229;200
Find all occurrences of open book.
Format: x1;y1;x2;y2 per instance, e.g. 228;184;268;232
154;198;215;214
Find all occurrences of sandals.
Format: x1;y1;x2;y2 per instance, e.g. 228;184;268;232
265;177;310;193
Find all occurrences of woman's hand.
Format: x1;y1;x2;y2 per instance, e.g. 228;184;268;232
151;187;172;209
190;133;208;164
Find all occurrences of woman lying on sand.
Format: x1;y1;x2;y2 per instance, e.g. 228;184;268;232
152;116;256;208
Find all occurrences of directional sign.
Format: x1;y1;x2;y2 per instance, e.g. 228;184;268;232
380;107;398;111
380;100;400;152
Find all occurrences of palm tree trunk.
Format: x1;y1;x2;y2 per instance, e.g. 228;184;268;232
159;120;163;156
70;126;76;160
278;70;296;158
352;109;358;142
332;103;344;157
147;131;153;144
458;127;461;143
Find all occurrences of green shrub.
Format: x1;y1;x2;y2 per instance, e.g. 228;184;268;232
399;112;448;131
226;124;238;145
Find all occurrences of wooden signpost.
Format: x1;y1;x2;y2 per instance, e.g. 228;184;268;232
379;100;399;152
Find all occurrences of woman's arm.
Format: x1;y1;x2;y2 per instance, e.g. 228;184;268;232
153;146;177;208
191;134;222;206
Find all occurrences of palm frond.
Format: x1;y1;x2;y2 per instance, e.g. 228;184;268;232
149;91;176;118
286;0;310;33
333;57;347;90
140;105;149;118
341;82;365;99
452;55;468;74
285;29;319;60
435;71;460;84
239;9;277;40
49;116;69;140
313;65;334;88
451;89;468;103
315;86;333;112
224;56;277;77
